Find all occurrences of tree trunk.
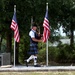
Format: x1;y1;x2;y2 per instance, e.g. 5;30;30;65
6;31;12;52
0;36;3;51
6;30;12;64
70;23;74;47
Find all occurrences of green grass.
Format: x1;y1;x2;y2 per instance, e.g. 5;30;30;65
0;71;75;75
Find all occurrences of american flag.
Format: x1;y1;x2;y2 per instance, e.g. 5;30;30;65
10;11;20;43
43;8;50;43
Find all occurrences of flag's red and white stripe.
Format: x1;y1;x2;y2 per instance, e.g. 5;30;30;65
11;20;16;31
43;16;50;43
10;13;20;43
14;24;20;43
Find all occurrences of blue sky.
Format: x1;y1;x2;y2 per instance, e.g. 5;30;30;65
59;26;75;36
59;26;66;36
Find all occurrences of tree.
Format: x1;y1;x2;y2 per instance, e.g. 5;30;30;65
1;0;75;64
0;0;62;64
59;0;75;47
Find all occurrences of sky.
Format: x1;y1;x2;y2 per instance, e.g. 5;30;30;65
59;26;75;36
59;26;66;36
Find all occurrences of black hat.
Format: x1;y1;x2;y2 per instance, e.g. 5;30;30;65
32;23;37;27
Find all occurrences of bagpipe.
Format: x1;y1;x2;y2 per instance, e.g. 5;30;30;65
36;26;43;40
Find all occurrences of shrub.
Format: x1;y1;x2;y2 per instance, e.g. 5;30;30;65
38;48;46;63
38;43;75;65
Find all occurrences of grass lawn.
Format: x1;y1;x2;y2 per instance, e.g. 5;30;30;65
0;71;75;75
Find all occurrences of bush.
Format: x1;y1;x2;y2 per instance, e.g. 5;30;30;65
38;43;75;65
38;48;46;63
48;47;58;62
56;44;74;63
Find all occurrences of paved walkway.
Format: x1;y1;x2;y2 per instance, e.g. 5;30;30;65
0;65;75;72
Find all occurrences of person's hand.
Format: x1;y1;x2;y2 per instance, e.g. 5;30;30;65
38;39;43;42
41;37;43;39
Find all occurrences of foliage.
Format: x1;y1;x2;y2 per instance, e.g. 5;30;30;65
38;43;75;65
0;39;7;53
0;0;75;64
19;35;30;63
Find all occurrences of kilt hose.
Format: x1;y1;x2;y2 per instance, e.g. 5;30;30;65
28;43;38;55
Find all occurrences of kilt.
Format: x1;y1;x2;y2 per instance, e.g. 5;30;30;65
28;43;38;55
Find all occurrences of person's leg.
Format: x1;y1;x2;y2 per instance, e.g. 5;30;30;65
25;55;34;67
26;55;34;62
33;55;37;65
33;55;41;67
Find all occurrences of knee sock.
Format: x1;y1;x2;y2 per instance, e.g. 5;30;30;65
34;56;37;65
27;55;34;62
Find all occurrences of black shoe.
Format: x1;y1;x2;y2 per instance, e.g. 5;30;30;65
34;64;41;67
24;60;28;67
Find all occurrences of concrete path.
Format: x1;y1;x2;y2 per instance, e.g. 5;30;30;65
0;65;75;72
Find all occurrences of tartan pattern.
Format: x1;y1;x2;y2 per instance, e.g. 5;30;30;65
28;43;38;55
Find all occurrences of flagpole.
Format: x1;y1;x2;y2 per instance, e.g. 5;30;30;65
46;2;48;66
14;38;16;67
46;39;48;66
14;5;16;67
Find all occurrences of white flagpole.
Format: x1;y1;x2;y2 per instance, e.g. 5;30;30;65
46;3;48;66
14;5;16;67
14;38;16;67
46;39;48;66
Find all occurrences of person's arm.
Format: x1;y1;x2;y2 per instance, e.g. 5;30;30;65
29;30;42;42
32;38;42;42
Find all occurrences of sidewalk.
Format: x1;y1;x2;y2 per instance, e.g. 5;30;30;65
0;65;75;72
